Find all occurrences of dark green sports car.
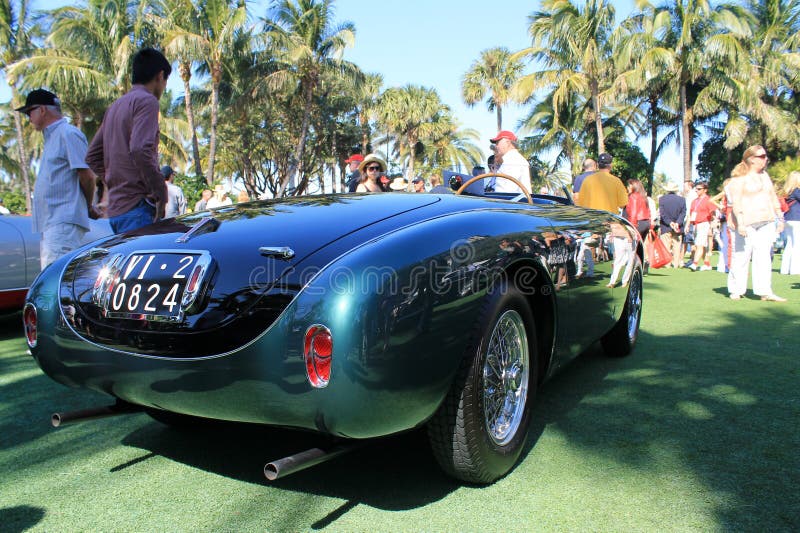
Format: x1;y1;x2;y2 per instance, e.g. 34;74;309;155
24;184;643;483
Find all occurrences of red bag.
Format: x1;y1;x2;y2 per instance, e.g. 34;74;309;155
648;230;671;269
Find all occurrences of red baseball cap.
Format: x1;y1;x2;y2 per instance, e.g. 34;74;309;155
490;130;518;143
344;154;364;163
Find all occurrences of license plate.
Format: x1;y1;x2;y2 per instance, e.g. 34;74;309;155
102;252;207;321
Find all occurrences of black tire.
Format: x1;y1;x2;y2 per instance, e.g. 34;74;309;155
601;257;643;357
427;282;538;484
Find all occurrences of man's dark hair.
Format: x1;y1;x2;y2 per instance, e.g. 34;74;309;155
132;48;172;84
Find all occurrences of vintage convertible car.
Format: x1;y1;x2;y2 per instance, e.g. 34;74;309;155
0;215;111;312
24;176;643;483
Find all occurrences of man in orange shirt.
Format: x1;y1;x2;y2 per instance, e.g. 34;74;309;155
575;153;628;214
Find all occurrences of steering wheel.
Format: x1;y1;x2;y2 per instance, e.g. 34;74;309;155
455;172;533;205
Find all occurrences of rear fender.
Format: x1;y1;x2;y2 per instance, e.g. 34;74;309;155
280;209;556;436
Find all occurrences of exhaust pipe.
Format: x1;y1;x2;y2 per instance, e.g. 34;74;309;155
264;442;361;481
52;400;141;427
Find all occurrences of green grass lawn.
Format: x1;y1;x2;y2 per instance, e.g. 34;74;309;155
1;255;798;532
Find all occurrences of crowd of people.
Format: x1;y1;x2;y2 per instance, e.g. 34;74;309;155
572;146;794;302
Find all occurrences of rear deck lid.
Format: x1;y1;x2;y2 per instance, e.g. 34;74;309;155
59;194;439;357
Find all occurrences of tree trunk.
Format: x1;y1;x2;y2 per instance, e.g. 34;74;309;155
13;110;32;214
647;96;658;197
680;83;692;185
331;131;338;193
205;63;221;187
496;105;503;132
406;134;416;180
278;81;314;197
180;62;202;178
361;113;369;154
592;81;605;154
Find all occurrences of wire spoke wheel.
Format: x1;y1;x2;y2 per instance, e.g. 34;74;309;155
483;310;529;446
428;283;537;483
626;270;643;341
601;255;643;357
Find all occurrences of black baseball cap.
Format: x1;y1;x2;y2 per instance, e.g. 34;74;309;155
598;152;613;165
16;89;60;113
161;165;174;179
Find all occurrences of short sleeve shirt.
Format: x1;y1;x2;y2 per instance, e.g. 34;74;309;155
32;119;90;233
691;195;714;223
495;149;532;194
575;170;628;213
573;171;594;193
165;182;187;218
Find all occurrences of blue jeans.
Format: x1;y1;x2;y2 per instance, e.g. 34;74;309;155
110;199;156;234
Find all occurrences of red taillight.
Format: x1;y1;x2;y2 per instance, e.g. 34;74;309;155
23;303;37;348
186;264;203;293
304;325;332;388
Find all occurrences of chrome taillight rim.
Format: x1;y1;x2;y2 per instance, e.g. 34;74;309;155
304;325;332;388
23;303;37;348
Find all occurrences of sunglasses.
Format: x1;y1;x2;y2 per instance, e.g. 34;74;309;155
752;154;768;159
24;106;41;117
366;165;381;171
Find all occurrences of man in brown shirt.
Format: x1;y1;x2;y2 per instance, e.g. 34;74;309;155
86;48;171;234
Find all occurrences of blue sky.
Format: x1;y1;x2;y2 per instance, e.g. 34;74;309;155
2;0;685;182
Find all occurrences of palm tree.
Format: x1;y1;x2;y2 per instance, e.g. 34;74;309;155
519;90;592;175
614;5;680;194
651;0;747;184
262;0;359;197
158;88;191;168
177;0;248;186
159;0;206;177
462;47;524;132
515;0;616;154
375;84;444;179
424;115;483;173
734;0;800;150
354;71;382;154
7;0;162;140
1;0;35;212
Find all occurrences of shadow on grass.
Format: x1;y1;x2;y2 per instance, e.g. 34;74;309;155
1;300;798;529
517;310;799;531
119;419;458;513
0;312;22;342
0;505;46;533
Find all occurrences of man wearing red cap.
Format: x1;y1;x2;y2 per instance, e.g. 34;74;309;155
490;130;531;195
344;154;364;192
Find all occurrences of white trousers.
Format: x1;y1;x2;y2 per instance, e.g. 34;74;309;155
727;222;776;297
576;241;595;276
41;223;87;269
608;238;633;286
780;220;800;275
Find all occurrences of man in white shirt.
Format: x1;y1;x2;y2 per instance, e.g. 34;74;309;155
490;130;532;195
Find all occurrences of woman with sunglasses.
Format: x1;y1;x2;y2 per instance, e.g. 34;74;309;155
726;145;786;301
356;154;388;193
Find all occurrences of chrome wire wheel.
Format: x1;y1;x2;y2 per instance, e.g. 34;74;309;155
483;310;530;446
626;271;643;341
